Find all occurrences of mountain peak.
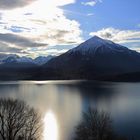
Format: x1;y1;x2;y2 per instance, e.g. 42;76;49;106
69;35;127;55
87;35;106;44
91;35;102;40
87;35;114;45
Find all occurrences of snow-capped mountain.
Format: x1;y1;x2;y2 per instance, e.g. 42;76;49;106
42;36;140;80
0;54;20;63
1;36;140;81
0;55;55;80
17;57;34;63
69;36;133;55
34;55;54;65
1;55;34;64
0;55;54;65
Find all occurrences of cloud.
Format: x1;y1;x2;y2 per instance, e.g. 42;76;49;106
0;0;83;57
0;33;47;47
0;42;22;53
41;49;68;56
131;47;140;52
81;0;102;6
0;0;37;9
0;14;82;46
87;13;94;16
138;24;140;28
0;0;75;10
90;27;140;43
24;47;69;58
47;0;75;6
81;1;96;6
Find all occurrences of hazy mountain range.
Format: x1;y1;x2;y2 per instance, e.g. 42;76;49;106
0;54;55;65
1;36;140;81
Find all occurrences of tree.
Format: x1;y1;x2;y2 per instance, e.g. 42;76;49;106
74;108;125;140
0;98;42;140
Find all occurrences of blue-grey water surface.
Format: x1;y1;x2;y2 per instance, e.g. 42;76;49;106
0;81;139;140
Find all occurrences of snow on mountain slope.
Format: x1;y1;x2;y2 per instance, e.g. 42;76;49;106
43;36;140;80
34;55;54;65
69;36;131;55
1;55;20;63
0;55;55;65
17;57;34;63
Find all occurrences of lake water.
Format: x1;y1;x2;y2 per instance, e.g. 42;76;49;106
0;81;140;140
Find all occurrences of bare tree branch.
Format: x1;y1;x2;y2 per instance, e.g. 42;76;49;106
0;98;42;140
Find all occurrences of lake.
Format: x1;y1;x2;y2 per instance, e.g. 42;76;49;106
0;81;139;140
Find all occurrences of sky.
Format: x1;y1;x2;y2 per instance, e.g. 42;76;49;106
0;0;140;57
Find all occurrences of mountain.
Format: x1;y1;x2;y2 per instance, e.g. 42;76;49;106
0;54;19;64
0;55;34;64
17;57;34;63
0;55;54;65
41;36;140;80
0;36;140;81
0;55;55;80
34;55;55;65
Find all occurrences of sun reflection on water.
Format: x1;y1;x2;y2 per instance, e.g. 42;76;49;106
43;111;59;140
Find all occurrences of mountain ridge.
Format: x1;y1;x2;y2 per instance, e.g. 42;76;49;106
41;36;140;80
0;55;55;65
0;36;140;81
69;36;135;55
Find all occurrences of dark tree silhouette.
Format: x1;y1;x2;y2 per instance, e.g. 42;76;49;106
0;98;42;140
74;108;128;140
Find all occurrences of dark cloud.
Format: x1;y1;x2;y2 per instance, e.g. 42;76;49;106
0;42;22;53
43;29;80;45
0;0;37;9
0;33;47;47
101;32;113;39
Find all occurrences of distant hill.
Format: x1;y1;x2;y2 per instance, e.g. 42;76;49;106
0;55;55;80
0;55;55;65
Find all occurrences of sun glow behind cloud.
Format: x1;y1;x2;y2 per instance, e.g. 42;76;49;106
1;0;140;57
0;0;82;57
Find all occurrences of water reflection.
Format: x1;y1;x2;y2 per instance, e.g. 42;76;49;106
43;111;58;140
0;81;139;139
0;82;82;140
